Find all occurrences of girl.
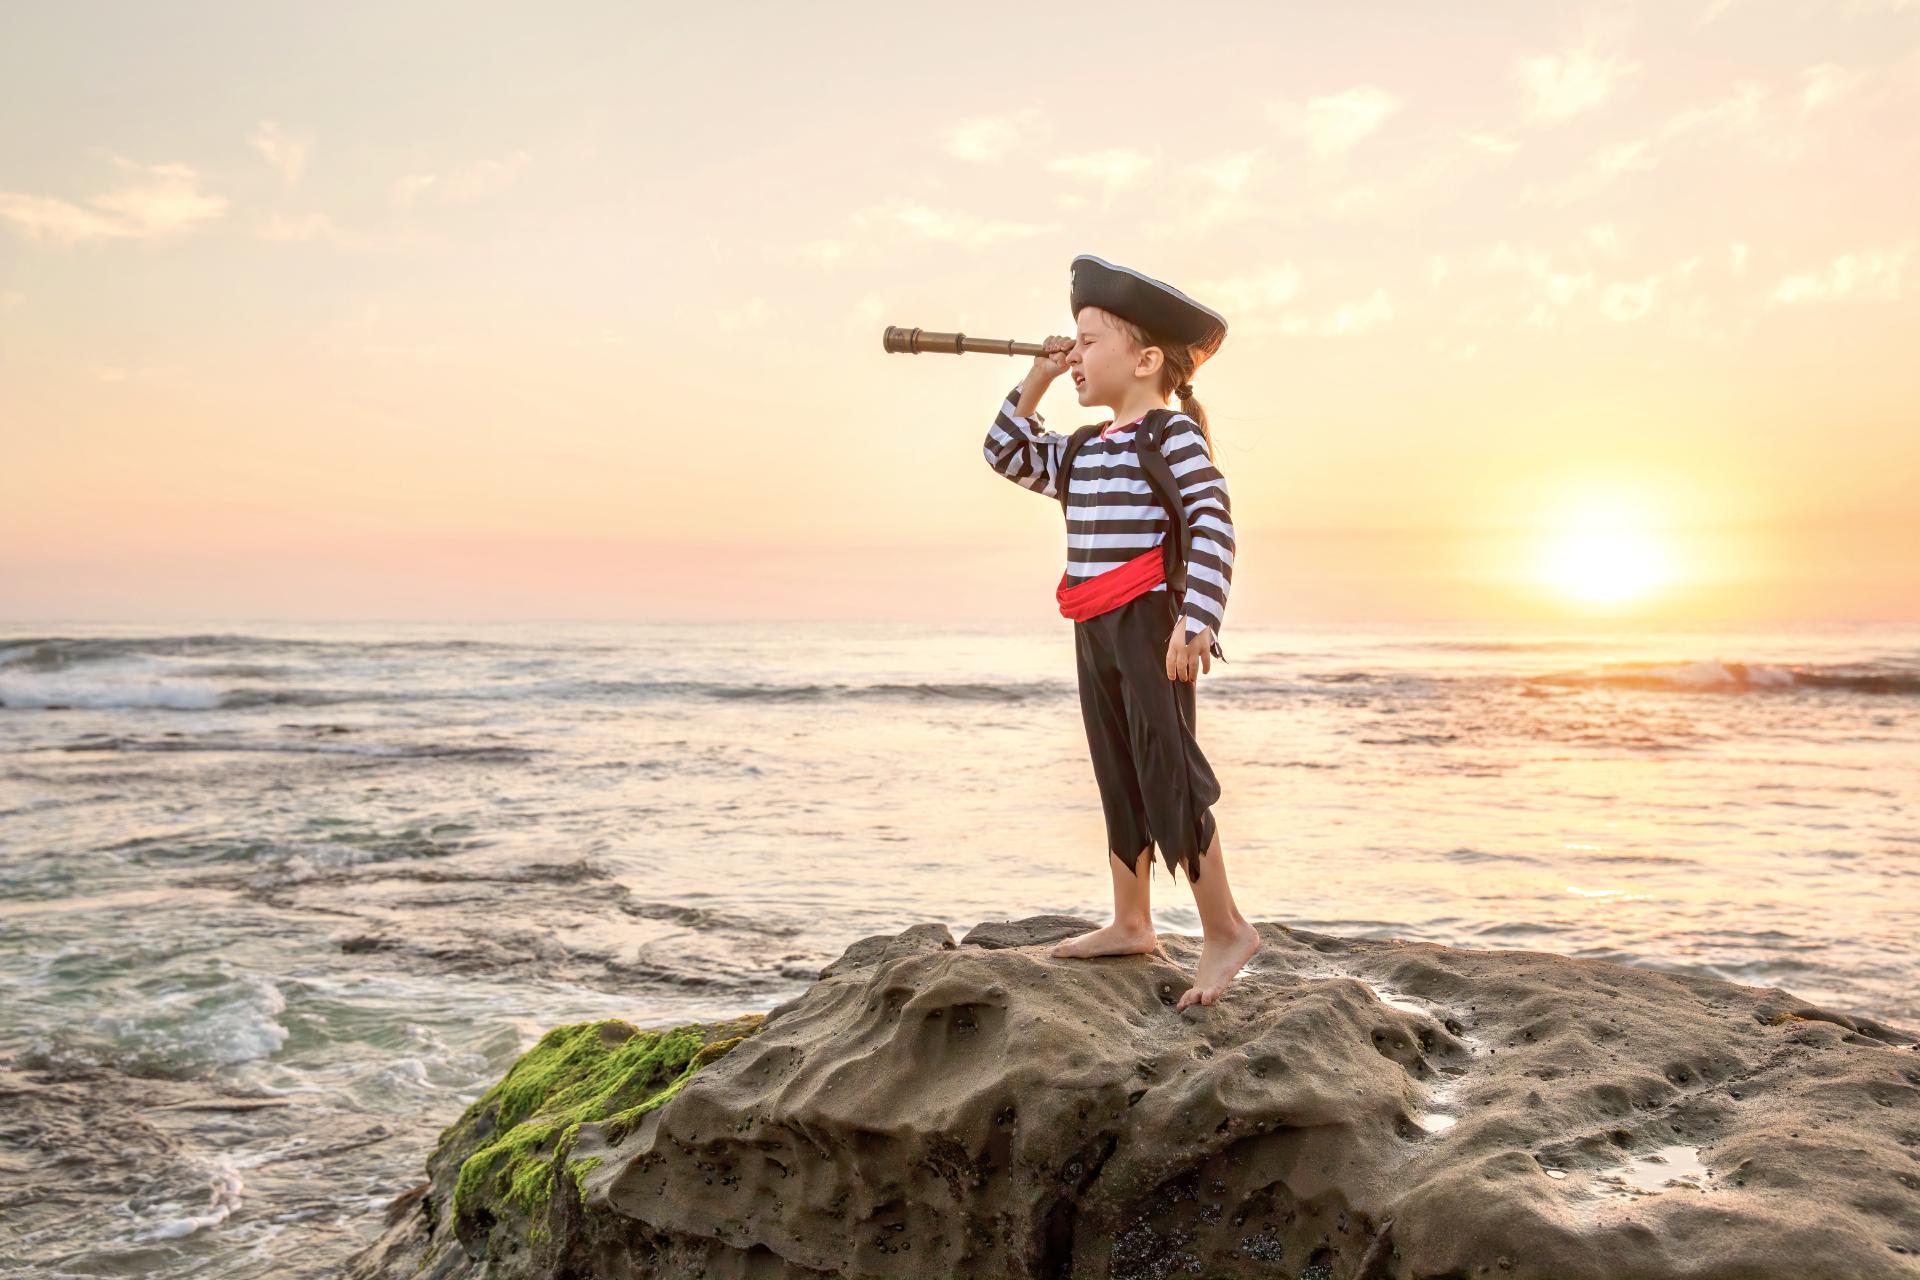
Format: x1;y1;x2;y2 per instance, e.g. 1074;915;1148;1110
982;254;1260;1010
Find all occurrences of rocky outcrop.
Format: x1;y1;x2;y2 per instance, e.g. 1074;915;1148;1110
348;915;1920;1279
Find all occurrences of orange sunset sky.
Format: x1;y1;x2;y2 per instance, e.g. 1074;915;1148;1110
1;1;1916;627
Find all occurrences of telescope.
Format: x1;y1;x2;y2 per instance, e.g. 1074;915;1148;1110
881;326;1047;358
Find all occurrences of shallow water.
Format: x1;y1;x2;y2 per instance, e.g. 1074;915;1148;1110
1;619;1915;1275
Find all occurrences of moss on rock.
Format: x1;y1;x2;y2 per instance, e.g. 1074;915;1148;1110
442;1013;761;1260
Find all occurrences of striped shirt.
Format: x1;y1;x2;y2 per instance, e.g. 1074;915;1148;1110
983;383;1235;645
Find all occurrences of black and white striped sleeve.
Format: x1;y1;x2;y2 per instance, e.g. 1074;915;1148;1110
983;383;1068;500
1161;421;1235;644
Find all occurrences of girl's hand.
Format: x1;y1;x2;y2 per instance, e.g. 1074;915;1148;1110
1166;626;1213;682
1030;335;1073;382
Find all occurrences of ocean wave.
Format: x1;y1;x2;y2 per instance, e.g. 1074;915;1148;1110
0;633;521;672
8;643;1917;712
1386;638;1620;653
218;678;1072;707
0;673;1081;710
127;1157;246;1243
1527;659;1920;695
54;732;533;760
611;678;1063;704
19;971;291;1080
0;670;230;710
99;823;474;873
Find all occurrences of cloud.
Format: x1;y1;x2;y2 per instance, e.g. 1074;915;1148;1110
715;296;773;332
1664;80;1766;137
248;120;308;187
1045;148;1154;209
388;150;531;209
1460;132;1521;155
90;363;181;384
944;109;1044;163
253;211;385;249
1521;138;1654;204
1488;242;1596;326
362;340;452;363
1195;150;1259;195
1198;264;1303;314
1601;276;1659;321
849;199;1050;249
1514;48;1640;123
1711;0;1920;20
1319;288;1394;334
1457;234;1748;339
390;173;438;208
1769;242;1913;304
255;212;335;241
1269;85;1403;155
0;155;228;245
1139;151;1270;239
798;239;848;268
1799;63;1862;112
442;149;531;202
1330;185;1380;218
761;237;849;271
1428;335;1480;362
1522;80;1769;204
1481;240;1612;327
1594;138;1658;183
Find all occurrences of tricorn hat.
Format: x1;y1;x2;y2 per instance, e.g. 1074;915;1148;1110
1069;253;1229;362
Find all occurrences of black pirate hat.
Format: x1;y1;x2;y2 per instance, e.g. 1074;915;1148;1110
1069;254;1229;362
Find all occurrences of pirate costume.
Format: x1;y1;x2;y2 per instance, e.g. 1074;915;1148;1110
982;254;1236;884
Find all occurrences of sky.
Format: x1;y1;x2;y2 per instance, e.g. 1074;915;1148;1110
2;0;1916;627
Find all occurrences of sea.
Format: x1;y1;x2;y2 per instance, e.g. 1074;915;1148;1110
1;619;1915;1277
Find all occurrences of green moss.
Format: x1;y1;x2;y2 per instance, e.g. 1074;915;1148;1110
450;1017;756;1236
568;1154;604;1202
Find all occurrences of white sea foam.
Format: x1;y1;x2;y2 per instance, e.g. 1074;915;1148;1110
128;1158;245;1241
0;669;227;710
27;974;294;1077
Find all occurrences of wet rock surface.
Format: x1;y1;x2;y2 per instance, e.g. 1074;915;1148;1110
348;915;1920;1279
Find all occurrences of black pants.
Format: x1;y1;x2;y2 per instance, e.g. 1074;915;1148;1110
1073;586;1222;884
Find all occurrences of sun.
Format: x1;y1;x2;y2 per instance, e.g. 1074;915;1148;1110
1536;494;1676;606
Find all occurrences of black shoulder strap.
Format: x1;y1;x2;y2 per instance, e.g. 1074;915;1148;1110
1141;411;1227;663
1054;423;1104;512
1135;410;1191;600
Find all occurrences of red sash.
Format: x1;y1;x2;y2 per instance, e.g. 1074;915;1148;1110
1057;547;1165;621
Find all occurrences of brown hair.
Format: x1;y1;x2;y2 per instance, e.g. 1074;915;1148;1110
1103;311;1212;455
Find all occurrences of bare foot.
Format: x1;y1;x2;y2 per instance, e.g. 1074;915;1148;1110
1051;919;1160;959
1175;921;1261;1010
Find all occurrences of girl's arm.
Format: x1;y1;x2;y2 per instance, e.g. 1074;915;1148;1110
983;373;1071;500
1161;422;1235;645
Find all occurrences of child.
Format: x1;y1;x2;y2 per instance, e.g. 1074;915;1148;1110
983;253;1261;1009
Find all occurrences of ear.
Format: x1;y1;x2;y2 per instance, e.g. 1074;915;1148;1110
1136;345;1164;379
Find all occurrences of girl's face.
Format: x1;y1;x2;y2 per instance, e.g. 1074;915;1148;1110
1067;307;1160;411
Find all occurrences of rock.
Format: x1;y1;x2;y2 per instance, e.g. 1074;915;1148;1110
347;916;1920;1280
346;1010;769;1280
